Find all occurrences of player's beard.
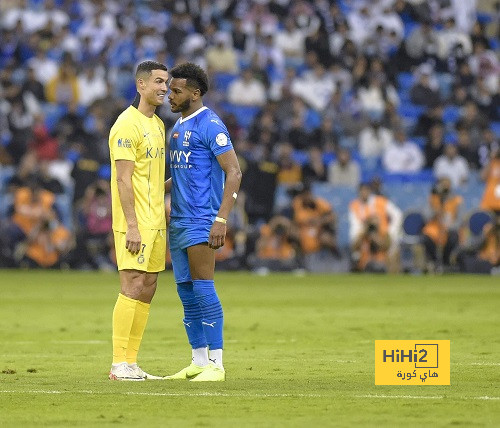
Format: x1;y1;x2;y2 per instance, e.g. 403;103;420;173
171;98;191;113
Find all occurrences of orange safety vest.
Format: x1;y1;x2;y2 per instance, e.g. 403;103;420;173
481;158;500;212
12;187;56;235
257;224;295;260
293;196;332;254
423;194;462;246
349;196;389;235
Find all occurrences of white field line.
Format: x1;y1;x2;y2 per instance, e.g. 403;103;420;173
0;390;322;398
0;390;498;400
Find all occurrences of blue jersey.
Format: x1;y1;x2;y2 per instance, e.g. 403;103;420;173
169;106;233;221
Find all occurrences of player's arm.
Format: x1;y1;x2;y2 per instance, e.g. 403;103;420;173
115;159;141;254
164;177;172;193
209;149;242;249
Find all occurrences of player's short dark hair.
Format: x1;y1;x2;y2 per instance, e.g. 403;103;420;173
135;60;168;78
170;62;209;96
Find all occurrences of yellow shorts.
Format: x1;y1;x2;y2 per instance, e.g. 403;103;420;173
113;229;166;272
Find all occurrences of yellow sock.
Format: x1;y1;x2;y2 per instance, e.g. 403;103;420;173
126;300;150;364
112;293;138;364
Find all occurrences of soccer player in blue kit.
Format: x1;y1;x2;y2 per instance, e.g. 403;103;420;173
164;63;242;382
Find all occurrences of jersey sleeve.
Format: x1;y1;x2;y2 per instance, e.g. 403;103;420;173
109;118;141;162
203;116;233;157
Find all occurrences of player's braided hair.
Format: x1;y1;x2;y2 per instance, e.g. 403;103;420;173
170;62;209;96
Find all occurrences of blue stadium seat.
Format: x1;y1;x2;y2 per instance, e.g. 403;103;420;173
490;122;500;138
397;72;414;91
468;210;494;236
0;193;13;218
0;166;15;195
398;103;426;120
220;103;261;129
213;73;238;92
292;150;308;166
443;105;461;124
402;211;425;236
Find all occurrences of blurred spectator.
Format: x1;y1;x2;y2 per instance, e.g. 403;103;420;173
437;17;472;63
478;127;500;169
17;217;71;269
456;100;489;145
357;74;399;118
456;214;500;274
413;104;444;137
404;20;439;66
26;45;58;85
8;151;63;194
433;141;470;188
410;63;441;107
468;40;499;95
422;178;462;270
205;32;239;74
45;63;79;107
359;118;392;158
72;179;113;270
29;120;59;161
302;146;327;183
383;128;424;173
77;64;108;108
22;66;46;103
349;182;402;271
292;184;339;271
274;17;305;67
3;179;59;264
248;215;300;273
276;143;302;187
291;62;335;112
351;213;391;273
456;127;480;169
227;67;266;107
240;146;278;225
424;123;445;168
328;147;361;189
230;16;248;53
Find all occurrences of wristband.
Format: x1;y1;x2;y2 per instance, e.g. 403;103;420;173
215;216;227;224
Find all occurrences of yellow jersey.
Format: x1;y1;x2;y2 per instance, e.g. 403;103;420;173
109;105;166;232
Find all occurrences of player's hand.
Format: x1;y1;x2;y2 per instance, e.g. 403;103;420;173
125;226;142;254
209;222;226;249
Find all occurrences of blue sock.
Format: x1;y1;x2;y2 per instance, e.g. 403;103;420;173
192;279;224;350
177;282;207;349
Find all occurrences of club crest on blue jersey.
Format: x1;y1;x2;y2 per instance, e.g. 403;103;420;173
117;138;132;148
183;130;191;147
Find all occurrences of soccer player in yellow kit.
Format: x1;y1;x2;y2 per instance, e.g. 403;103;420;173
108;60;168;380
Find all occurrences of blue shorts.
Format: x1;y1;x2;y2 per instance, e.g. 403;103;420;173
169;218;211;284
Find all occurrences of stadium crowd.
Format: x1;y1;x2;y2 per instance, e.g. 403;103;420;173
0;0;499;274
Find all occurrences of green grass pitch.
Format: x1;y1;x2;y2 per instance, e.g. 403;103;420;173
0;270;499;427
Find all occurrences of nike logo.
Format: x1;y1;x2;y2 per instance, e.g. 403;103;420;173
209;358;217;364
144;132;150;137
183;321;192;327
202;321;216;328
210;119;220;125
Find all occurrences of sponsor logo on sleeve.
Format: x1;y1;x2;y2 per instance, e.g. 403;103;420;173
117;138;132;148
